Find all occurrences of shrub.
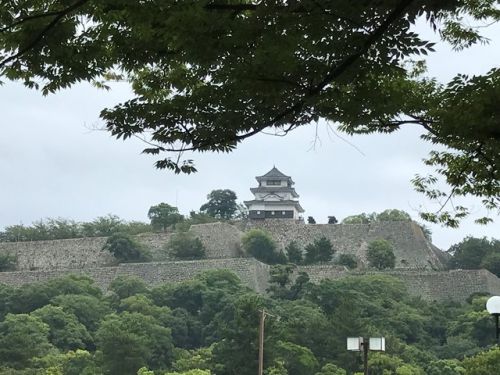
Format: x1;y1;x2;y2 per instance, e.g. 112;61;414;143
367;239;396;270
103;233;151;263
0;253;17;271
167;232;206;260
304;237;334;264
286;241;303;264
336;254;358;269
241;229;285;265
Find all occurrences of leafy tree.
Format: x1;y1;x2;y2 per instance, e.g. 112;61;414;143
241;229;285;265
1;2;500;225
342;210;412;225
167;232;206;260
285;241;303;264
148;203;184;232
425;360;465;375
96;312;174;375
273;340;319;375
448;237;499;270
31;305;92;351
103;233;152;263
0;314;52;368
0;253;17;271
51;294;111;333
307;217;316;224
171;347;213;373
342;213;377;224
82;215;125;237
480;252;500;277
462;347;500;375
315;363;347;375
336;254;358;269
109;276;149;300
367;239;396;270
200;190;238;220
164;370;211;375
376;209;412;222
304;237;334;264
266;361;288;375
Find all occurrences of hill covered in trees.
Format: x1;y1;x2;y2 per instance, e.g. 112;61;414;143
0;271;498;375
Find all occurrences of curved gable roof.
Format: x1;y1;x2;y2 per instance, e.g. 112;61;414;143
257;167;291;180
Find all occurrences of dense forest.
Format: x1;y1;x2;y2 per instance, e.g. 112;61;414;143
0;270;498;375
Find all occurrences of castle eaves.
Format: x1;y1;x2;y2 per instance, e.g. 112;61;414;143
256;167;293;183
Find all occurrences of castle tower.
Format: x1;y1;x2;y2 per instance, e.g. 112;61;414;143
244;167;304;220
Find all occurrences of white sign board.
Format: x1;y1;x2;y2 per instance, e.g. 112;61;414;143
369;337;386;351
347;337;363;351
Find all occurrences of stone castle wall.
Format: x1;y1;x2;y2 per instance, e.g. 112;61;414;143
241;220;446;269
0;258;496;302
0;220;445;271
0;258;270;293
0;222;244;271
2;220;492;302
298;265;500;302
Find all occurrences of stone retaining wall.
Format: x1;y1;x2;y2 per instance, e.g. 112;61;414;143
242;220;446;269
0;258;497;302
0;258;270;293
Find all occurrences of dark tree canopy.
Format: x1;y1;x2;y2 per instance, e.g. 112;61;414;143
448;236;500;272
200;189;238;220
241;229;286;265
342;209;411;224
166;232;206;260
1;1;499;225
148;203;184;231
367;239;396;270
102;232;152;263
304;237;335;264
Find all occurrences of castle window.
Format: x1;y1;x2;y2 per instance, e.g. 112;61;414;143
257;211;261;214
282;211;285;215
267;180;281;186
271;211;275;215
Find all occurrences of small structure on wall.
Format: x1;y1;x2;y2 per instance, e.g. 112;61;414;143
244;167;304;220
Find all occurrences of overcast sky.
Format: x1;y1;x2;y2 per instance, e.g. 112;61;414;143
1;20;499;250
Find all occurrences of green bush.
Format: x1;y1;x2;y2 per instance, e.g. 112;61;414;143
304;237;335;264
286;241;303;264
241;229;286;265
0;253;17;271
367;239;396;270
167;232;206;260
336;254;357;269
103;233;151;263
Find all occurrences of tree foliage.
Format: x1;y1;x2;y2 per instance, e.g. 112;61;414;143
367;239;396;270
0;253;17;272
342;209;411;224
335;254;358;269
285;241;303;265
148;203;184;232
0;271;498;374
304;237;335;264
448;237;500;271
103;232;152;263
1;1;499;225
241;229;286;265
0;215;152;242
199;190;238;220
167;232;206;260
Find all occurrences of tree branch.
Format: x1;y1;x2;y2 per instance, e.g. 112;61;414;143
235;0;416;140
0;0;90;69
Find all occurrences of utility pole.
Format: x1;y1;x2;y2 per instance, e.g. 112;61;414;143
258;309;266;375
362;339;369;375
347;337;385;375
